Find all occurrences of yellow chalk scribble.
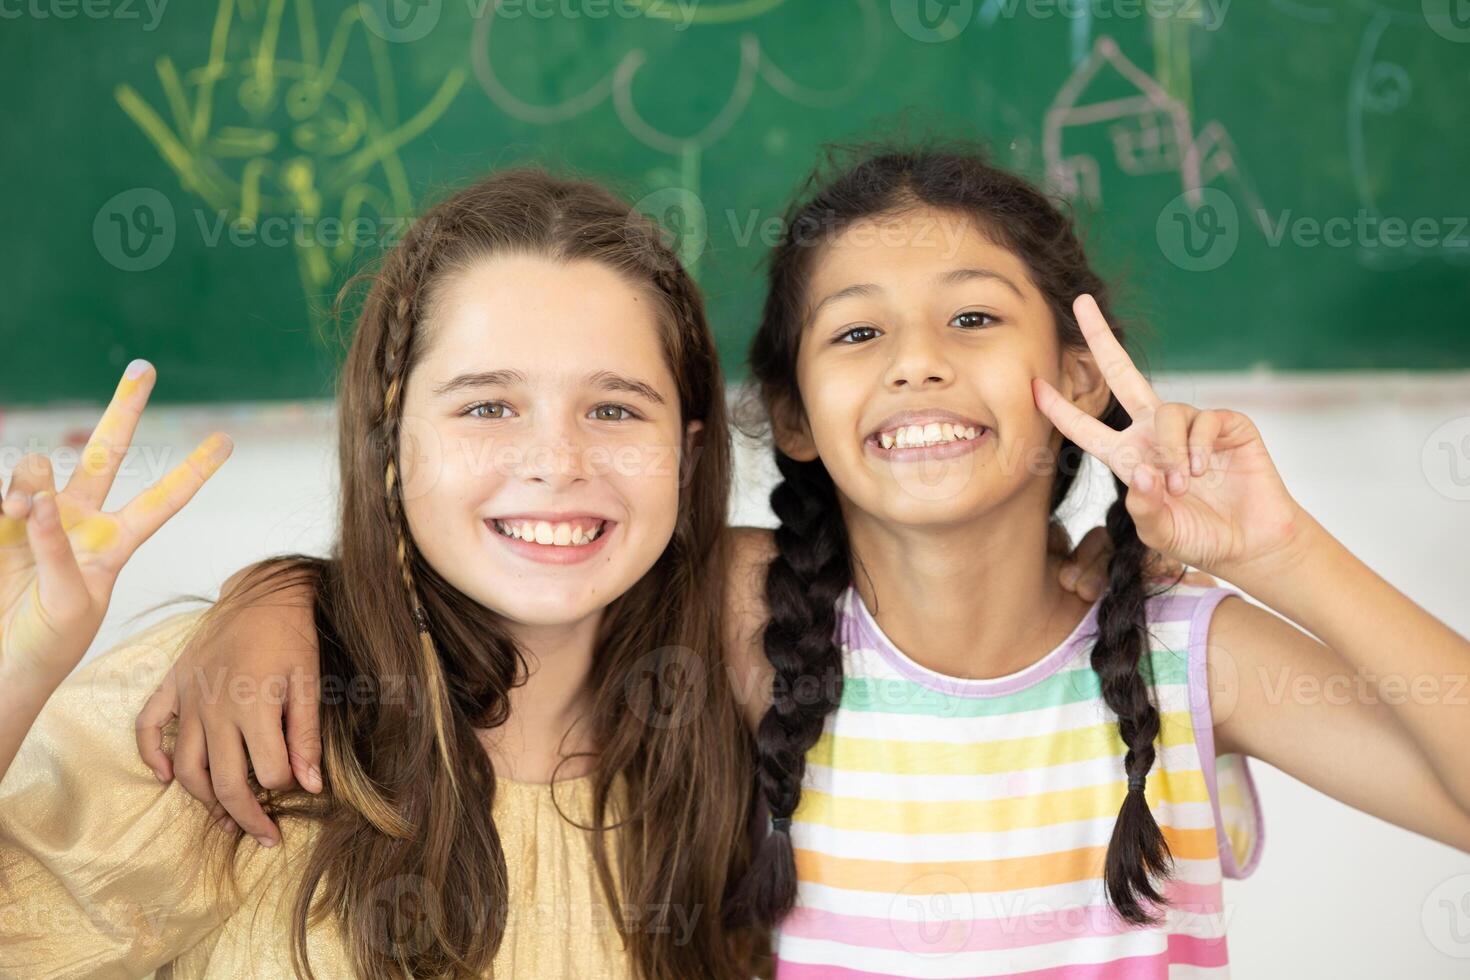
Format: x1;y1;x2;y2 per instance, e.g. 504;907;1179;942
115;0;464;310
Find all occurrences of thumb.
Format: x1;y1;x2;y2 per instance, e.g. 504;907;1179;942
135;668;180;782
1123;464;1173;547
285;669;323;793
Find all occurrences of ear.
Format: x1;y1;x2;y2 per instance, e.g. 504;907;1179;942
1059;345;1110;421
769;395;819;462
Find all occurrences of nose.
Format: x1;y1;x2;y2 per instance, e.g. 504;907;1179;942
517;415;590;488
883;322;954;390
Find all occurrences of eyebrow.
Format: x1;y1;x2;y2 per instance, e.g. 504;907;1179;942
938;267;1025;299
432;368;666;406
806;266;1026;324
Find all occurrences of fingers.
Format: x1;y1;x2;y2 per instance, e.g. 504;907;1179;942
65;360;156;509
1124;464;1173;545
2;453;57;521
285;669;324;794
115;432;232;551
1187;410;1225;478
1060;527;1110;599
26;492;90;626
1153;403;1196;497
1032;377;1116;461
171;709;227;830
206;721;281;848
1073;295;1160;418
135;670;180;782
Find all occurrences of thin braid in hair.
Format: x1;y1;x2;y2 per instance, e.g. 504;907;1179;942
379;240;462;803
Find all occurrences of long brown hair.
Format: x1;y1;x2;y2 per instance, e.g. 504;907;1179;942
727;142;1175;931
205;168;757;978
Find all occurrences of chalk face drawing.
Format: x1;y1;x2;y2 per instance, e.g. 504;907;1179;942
471;0;882;271
114;0;464;309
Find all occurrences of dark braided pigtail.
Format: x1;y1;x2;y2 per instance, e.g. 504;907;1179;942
725;452;850;928
1089;403;1176;925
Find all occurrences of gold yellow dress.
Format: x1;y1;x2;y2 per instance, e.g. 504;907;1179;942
0;611;633;980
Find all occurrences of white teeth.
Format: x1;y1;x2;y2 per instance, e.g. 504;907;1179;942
494;519;604;546
876;421;983;450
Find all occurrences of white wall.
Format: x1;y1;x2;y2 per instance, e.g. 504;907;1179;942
5;373;1470;977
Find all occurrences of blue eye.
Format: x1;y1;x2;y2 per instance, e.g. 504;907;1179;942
836;325;880;344
463;401;511;419
952;311;997;330
591;404;639;422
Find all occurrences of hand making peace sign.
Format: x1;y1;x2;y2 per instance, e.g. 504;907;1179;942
1032;295;1306;579
0;361;232;689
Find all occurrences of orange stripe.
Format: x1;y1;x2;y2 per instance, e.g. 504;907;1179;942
795;825;1219;894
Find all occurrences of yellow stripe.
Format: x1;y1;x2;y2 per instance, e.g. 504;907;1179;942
793;769;1212;834
794;824;1219;894
810;710;1197;776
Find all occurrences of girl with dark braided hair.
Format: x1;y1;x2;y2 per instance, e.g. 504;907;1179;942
722;143;1470;977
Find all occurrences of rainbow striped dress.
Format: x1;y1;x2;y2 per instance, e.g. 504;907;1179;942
773;581;1264;979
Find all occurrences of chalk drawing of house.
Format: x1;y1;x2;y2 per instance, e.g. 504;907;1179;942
1043;35;1265;227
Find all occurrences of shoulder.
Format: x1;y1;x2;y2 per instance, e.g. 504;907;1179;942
721;527;777;732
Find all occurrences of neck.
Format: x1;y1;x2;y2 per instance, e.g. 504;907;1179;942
843;485;1092;680
477;613;601;783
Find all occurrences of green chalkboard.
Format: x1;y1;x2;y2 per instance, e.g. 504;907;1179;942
3;0;1468;405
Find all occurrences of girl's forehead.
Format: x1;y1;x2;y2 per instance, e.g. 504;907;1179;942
807;209;1038;303
421;255;669;361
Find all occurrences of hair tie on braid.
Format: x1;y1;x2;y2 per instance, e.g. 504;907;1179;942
1128;773;1146;794
770;816;792;834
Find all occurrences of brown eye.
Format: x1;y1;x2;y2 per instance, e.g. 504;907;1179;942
952;311;997;330
836;325;879;344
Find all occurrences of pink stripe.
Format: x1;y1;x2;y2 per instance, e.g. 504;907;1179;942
780;880;1226;954
775;943;1220;980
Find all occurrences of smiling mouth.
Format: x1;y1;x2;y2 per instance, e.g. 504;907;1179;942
490;518;608;547
872;421;988;450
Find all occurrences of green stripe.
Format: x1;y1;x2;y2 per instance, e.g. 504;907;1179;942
840;647;1189;718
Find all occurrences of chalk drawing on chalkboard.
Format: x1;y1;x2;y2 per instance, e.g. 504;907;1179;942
1347;9;1465;270
1043;36;1268;234
471;0;881;270
114;0;464;310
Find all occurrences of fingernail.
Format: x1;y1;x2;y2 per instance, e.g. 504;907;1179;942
124;358;151;379
1190;450;1204;476
1167;470;1186;495
152;768;168;783
256;835;277;848
307;765;322;792
1061;566;1079;588
31;491;57;527
1134;467;1154;492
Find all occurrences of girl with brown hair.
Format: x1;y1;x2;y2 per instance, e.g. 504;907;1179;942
0;167;760;979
